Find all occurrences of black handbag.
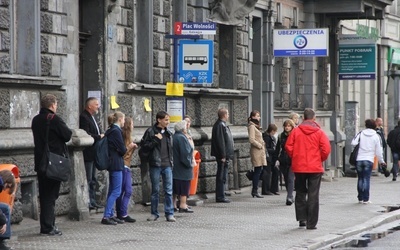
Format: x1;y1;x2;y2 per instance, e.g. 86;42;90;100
246;170;254;180
349;134;361;167
40;114;71;182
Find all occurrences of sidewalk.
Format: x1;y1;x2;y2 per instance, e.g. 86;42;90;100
8;174;400;250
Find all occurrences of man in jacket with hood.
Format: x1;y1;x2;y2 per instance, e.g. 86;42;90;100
285;108;331;230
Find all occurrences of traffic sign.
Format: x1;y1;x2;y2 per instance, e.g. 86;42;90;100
178;39;213;84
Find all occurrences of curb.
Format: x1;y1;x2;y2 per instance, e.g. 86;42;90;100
288;209;400;249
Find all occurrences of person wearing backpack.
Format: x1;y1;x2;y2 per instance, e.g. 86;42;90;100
101;112;127;225
79;97;104;210
387;120;400;181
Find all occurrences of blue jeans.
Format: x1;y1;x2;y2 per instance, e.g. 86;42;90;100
0;203;10;239
391;151;399;178
103;171;122;218
116;167;133;218
356;160;373;202
149;166;173;218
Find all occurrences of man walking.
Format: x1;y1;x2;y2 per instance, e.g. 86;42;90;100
140;111;176;222
376;117;387;168
79;97;104;210
32;94;72;235
211;108;234;203
387;120;400;181
285;108;331;230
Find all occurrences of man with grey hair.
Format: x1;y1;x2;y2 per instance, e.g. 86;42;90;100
211;108;234;203
79;97;104;210
172;120;194;213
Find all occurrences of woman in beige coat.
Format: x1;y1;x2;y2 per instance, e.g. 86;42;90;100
248;110;267;198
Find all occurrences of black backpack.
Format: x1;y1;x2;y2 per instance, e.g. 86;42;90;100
94;136;109;170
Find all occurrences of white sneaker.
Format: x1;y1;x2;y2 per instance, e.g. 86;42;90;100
363;200;372;204
358;201;363;204
166;215;176;222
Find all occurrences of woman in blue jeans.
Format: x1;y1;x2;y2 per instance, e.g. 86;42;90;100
351;119;386;204
116;117;138;223
101;112;127;225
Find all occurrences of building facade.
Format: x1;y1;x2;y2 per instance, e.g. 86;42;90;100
0;0;395;222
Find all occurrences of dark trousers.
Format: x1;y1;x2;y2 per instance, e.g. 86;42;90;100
216;160;229;201
38;174;61;233
270;165;280;193
261;165;272;193
280;165;294;199
84;161;97;206
252;166;262;193
294;173;322;229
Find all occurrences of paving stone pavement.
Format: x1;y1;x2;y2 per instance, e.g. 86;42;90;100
7;174;400;250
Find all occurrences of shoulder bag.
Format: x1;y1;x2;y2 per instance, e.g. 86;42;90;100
349;133;361;167
40;114;71;182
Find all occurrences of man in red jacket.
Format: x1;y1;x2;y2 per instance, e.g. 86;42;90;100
285;108;331;230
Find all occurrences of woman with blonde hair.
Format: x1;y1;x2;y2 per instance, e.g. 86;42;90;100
116;117;138;222
101;111;127;225
248;110;267;198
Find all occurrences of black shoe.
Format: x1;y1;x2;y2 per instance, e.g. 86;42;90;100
224;192;232;196
111;216;124;224
307;226;317;230
101;217;117;225
89;204;96;210
179;207;194;213
272;192;280;195
41;229;62;236
286;198;293;206
93;203;104;209
261;191;273;195
299;221;306;227
0;240;10;250
174;208;179;212
251;193;264;198
119;215;136;223
216;199;231;203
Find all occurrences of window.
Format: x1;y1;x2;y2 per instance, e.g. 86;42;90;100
292;7;298;27
12;0;41;75
276;3;282;24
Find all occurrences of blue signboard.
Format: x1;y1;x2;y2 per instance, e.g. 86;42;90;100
178;40;213;84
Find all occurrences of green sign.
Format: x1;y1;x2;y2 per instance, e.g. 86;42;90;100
356;24;379;41
339;44;376;80
388;48;400;65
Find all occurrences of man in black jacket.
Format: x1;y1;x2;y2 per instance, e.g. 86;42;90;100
387;120;400;181
79;97;104;210
32;94;72;236
141;111;175;222
211;108;234;203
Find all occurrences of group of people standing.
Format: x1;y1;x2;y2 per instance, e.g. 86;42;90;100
31;93;333;235
247;108;331;230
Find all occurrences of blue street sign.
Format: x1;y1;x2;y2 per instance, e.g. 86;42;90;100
178;40;213;84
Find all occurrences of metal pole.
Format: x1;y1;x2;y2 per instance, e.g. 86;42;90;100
264;0;275;125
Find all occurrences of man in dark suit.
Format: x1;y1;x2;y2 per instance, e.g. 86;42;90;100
79;97;104;210
211;108;234;203
32;94;72;236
